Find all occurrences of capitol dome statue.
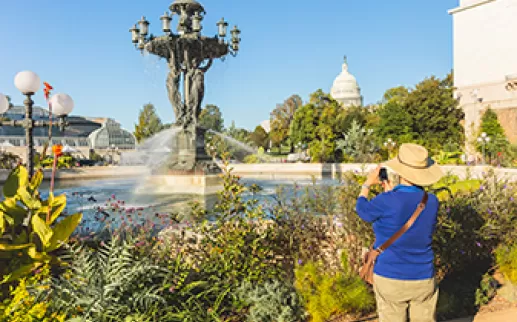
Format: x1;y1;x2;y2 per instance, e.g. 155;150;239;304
330;56;363;107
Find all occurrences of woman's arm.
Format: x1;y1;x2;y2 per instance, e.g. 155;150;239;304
356;165;391;222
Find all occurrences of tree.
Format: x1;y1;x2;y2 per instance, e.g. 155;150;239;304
478;108;509;159
290;90;342;162
375;73;464;152
374;101;413;143
134;103;163;143
382;86;409;105
250;125;269;149
335;105;368;134
199;104;224;132
403;74;464;150
336;120;377;162
479;108;506;139
270;94;303;151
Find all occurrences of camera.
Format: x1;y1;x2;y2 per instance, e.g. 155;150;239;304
379;167;388;182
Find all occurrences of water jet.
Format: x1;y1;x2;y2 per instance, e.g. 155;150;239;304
129;0;241;195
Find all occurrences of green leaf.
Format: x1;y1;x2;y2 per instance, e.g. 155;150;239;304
1;262;42;284
18;187;42;210
49;194;67;224
13;230;28;245
47;213;82;252
0;212;4;235
0;242;34;251
27;245;51;262
35;193;67;224
32;215;53;248
3;166;28;198
2;212;14;226
29;169;44;192
0;198;27;225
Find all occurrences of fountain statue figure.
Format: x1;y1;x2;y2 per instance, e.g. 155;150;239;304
131;0;240;178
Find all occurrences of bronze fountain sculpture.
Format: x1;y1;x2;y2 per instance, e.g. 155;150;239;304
130;0;240;176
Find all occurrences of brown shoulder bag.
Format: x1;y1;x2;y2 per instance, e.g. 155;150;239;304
359;192;429;285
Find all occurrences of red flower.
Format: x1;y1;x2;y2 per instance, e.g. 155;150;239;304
52;144;63;157
43;82;53;100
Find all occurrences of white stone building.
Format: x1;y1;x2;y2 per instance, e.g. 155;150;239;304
330;56;363;107
449;0;517;143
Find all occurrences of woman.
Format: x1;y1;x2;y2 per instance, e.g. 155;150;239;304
356;143;443;322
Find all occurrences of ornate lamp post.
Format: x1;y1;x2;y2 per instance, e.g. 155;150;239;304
477;132;490;165
130;0;240;175
0;71;75;177
384;138;396;159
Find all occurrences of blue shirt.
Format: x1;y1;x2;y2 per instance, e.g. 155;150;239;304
356;185;439;280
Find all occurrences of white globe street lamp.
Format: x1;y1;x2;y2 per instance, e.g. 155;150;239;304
50;93;75;116
477;133;491;165
14;71;41;94
1;71;76;177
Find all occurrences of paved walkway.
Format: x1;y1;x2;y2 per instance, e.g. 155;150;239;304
445;307;517;322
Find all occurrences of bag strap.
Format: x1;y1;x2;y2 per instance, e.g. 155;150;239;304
377;191;428;253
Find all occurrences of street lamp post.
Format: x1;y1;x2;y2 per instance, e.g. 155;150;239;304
477;132;491;165
0;71;75;177
130;0;240;175
384;138;396;159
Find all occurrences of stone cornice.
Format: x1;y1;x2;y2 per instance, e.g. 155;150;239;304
448;0;496;15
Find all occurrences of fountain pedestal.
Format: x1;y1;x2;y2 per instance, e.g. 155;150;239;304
142;127;223;195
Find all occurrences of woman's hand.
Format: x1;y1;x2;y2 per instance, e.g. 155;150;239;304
382;180;394;192
365;165;381;186
364;165;395;194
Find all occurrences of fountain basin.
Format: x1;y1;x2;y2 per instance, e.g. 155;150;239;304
136;173;222;195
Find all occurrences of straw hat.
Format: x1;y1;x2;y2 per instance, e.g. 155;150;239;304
385;143;444;186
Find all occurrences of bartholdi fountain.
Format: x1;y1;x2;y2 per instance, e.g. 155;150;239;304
129;0;240;195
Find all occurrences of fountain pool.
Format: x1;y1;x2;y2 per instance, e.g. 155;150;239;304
37;176;341;231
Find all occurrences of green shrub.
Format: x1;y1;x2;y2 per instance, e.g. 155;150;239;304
0;166;82;286
0;151;20;169
496;244;517;284
243;154;260;164
237;280;306;322
294;252;374;322
38;156;75;169
433;171;517;319
475;273;499;306
0;264;66;322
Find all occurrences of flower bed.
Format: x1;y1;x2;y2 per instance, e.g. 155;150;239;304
0;163;516;321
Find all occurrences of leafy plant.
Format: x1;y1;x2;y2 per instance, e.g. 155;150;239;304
336;120;376;163
38;156;75;169
294;252;374;322
475;273;499;306
496;244;517;284
243;154;260;164
0;166;82;284
48;238;170;321
0;264;66;322
237;280;306;322
0;151;21;170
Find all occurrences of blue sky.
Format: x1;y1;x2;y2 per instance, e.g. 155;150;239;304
0;0;456;131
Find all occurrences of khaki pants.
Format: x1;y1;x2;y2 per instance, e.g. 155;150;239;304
373;274;438;322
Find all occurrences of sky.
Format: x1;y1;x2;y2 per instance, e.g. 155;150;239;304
0;0;457;132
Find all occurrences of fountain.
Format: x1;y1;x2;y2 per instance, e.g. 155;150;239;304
129;0;241;195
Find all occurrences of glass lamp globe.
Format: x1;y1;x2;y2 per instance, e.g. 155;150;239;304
50;93;74;116
14;71;41;94
0;93;9;114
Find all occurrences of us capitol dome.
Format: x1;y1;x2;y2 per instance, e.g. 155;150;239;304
330;56;363;107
